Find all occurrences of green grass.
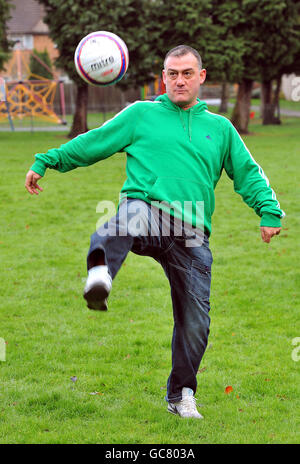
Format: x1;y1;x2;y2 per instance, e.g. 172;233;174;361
227;97;300;112
0;114;299;444
251;97;300;112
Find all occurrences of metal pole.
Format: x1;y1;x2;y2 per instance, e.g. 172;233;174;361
0;78;14;131
59;80;67;124
5;101;14;131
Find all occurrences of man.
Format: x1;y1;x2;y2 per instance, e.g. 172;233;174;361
25;45;284;419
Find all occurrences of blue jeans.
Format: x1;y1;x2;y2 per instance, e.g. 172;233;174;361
87;199;213;403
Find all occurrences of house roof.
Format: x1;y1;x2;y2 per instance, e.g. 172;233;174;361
7;0;49;35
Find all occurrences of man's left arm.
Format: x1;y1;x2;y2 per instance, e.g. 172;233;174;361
223;122;285;243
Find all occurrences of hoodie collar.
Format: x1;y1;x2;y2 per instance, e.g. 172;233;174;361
154;93;207;142
154;93;207;114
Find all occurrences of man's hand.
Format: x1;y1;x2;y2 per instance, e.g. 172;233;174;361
260;226;281;243
25;170;43;195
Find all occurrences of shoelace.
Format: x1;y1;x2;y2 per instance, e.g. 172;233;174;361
179;395;198;413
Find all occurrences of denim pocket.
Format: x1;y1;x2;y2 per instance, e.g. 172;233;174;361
188;259;211;300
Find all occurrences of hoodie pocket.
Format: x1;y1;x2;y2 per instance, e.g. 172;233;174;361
146;176;212;226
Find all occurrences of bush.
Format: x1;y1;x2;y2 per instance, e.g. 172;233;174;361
29;48;53;80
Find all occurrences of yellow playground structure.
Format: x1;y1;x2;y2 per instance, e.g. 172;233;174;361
0;48;65;126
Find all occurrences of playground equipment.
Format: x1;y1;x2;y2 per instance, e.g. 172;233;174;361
141;75;165;100
0;77;14;130
0;46;66;127
0;79;66;124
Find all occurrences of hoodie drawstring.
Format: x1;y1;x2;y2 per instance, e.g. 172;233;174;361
155;94;208;143
188;110;192;142
178;107;192;142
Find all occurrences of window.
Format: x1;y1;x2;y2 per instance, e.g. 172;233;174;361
10;35;34;50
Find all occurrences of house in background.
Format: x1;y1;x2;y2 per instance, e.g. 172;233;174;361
2;0;140;115
4;0;61;81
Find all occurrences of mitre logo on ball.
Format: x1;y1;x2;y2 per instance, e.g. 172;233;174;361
90;55;115;73
74;31;129;86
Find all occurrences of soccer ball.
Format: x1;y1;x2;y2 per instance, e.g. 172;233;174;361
74;31;129;86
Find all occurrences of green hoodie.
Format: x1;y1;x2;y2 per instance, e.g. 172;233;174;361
31;93;284;235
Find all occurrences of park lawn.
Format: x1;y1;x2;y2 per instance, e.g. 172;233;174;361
250;98;300;112
227;97;300;112
0;115;299;444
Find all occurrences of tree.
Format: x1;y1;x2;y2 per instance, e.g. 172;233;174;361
151;0;213;73
0;0;13;72
259;2;300;125
230;0;300;133
206;1;245;113
38;0;156;138
151;0;245;112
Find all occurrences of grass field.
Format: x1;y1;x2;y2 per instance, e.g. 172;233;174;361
0;111;299;444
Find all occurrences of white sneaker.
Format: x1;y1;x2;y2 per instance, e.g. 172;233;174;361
83;265;112;311
167;387;203;419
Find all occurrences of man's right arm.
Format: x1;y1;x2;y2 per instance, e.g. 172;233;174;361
25;101;141;191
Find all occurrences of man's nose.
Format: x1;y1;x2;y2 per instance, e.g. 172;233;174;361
176;74;185;86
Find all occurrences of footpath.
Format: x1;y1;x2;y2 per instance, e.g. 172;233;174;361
0;102;299;132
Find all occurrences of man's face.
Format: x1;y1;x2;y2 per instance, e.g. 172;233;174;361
162;53;206;110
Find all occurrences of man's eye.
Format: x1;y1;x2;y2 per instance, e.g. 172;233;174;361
169;72;177;79
184;72;192;78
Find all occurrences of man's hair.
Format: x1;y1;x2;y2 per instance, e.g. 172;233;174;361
164;45;202;69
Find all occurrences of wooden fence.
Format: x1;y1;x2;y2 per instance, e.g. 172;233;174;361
53;82;140;115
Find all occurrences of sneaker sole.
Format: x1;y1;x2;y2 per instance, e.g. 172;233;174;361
83;283;109;311
167;404;203;419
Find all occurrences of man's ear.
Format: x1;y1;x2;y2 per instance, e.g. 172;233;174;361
162;69;167;85
200;68;206;85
